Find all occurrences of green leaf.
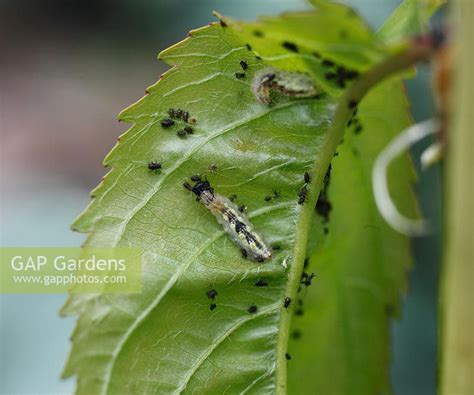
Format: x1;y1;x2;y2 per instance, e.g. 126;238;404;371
377;0;446;43
62;2;423;394
287;77;418;395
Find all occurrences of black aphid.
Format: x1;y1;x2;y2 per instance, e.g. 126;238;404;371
255;256;265;263
245;43;252;51
322;59;335;67
220;20;227;27
255;279;268;287
264;195;272;202
238;205;246;213
354;125;363;134
253;30;264;38
348;100;358;109
147;161;162;171
248;305;258;314
208;163;218;172
176;129;188;138
184;126;194;134
272;189;281;199
240;60;248;70
284;297;292;309
229;194;237;202
291;329;302;339
183;179;213;197
210;303;217;311
235;72;246;79
301;272;316;287
207;289;218;300
303;258;309;268
282;41;299;53
241;249;248;258
161;118;174;128
285;353;292;360
191;175;202;182
272;245;281;251
295;308;304;316
298;185;307;205
337;78;346;88
304;172;311;184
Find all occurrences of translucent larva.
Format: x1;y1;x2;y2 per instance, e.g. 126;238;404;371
252;67;319;105
184;179;272;262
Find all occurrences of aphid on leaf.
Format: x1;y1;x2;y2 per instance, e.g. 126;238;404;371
304;172;311;184
238;204;246;213
284;297;292;309
298;185;308;205
176;129;188;139
161;118;174;128
210;303;217;311
322;59;335;67
235;72;246;80
285;353;292;360
147;161;162;172
184;179;272;262
240;60;248;70
252;67;319;106
282;41;299;53
207;289;218;300
291;329;302;339
301;272;316;287
248;304;258;314
255;279;268;287
184;126;194;134
191;175;201;182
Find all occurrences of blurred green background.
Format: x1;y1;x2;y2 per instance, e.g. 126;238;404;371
0;0;441;394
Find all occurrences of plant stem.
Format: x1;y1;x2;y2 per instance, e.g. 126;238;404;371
275;39;435;394
439;1;474;393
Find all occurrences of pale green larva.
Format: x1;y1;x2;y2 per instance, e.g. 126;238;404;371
252;67;319;105
184;178;272;262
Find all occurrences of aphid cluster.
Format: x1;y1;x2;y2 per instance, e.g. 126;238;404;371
252;67;319;106
183;177;272;262
315;164;332;222
160;107;196;138
322;61;359;89
284;297;292;309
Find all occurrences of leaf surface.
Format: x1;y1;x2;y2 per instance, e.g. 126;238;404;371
286;1;444;393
